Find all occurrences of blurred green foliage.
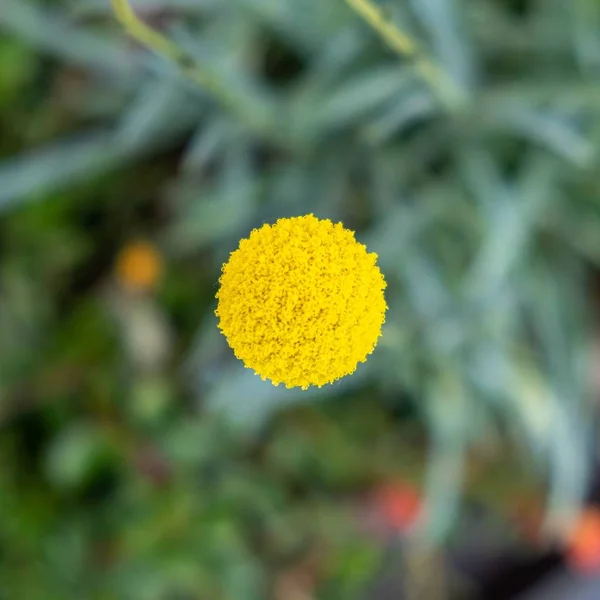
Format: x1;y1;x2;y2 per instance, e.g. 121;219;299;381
1;0;600;597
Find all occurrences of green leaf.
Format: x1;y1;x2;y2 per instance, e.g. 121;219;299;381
45;423;114;490
314;67;417;130
410;0;477;90
0;133;121;212
0;0;135;76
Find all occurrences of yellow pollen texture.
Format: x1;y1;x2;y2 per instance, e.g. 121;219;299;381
215;214;387;389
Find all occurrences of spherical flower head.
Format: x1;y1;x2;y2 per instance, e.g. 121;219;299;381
215;214;387;389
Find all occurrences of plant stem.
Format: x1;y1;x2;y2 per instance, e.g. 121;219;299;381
111;0;186;64
343;0;465;109
345;0;417;56
110;0;278;141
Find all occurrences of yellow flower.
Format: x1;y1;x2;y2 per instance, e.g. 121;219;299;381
215;214;387;389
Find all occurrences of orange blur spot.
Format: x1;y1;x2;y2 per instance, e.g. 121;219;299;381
373;482;422;531
115;240;163;292
566;507;600;574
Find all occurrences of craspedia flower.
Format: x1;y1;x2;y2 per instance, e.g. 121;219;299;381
215;214;387;389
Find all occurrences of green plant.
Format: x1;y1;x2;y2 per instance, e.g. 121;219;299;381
1;0;600;597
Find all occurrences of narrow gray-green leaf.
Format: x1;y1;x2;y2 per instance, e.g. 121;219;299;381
0;0;134;76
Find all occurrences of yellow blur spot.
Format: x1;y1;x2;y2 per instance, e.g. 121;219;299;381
115;240;163;292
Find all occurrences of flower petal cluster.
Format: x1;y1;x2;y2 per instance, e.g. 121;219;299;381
215;215;387;389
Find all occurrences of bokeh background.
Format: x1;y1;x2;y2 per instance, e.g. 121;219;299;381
3;0;600;598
